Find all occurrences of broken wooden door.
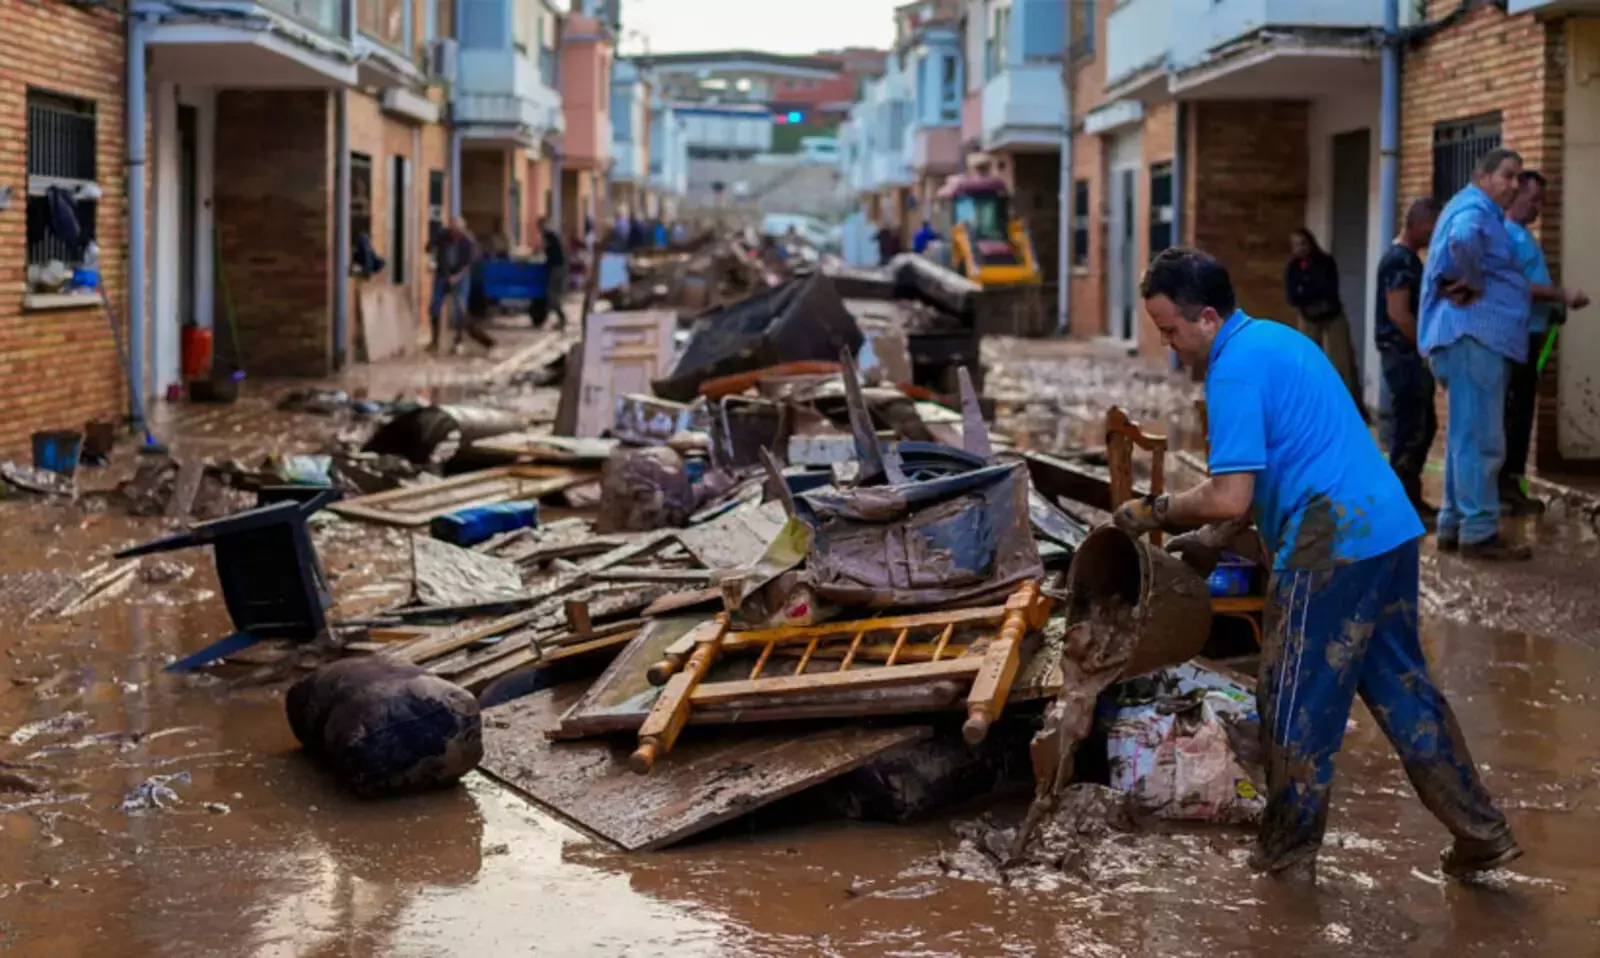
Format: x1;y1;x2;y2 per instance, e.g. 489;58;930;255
576;311;677;438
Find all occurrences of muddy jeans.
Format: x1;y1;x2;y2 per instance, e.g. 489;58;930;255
429;273;470;345
1295;312;1366;417
1430;337;1509;545
1254;539;1510;873
1380;346;1437;505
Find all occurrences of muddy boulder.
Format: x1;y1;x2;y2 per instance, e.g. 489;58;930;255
596;446;695;533
287;658;483;798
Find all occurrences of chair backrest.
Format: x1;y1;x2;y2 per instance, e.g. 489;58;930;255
1105;406;1169;546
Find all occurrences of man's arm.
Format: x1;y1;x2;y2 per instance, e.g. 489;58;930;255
1442;215;1490;291
1166;472;1256;526
1386;287;1419;343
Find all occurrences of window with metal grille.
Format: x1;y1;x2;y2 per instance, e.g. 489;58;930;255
1432;113;1501;203
1148;161;1174;260
1072;178;1090;268
26;90;98;271
351;152;374;245
428;170;445;242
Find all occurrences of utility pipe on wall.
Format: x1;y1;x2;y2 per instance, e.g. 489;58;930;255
126;13;150;426
1056;0;1075;336
333;89;350;370
1379;0;1401;248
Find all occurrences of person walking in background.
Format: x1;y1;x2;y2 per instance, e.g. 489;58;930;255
538;217;569;331
1376;198;1443;521
875;220;902;265
1501;170;1589;516
1421;147;1532;560
1285;228;1365;416
427;218;477;352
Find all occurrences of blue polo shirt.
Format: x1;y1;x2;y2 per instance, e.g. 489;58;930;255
1206;310;1423;571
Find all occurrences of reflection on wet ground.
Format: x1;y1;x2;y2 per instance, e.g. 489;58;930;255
1;337;1598;956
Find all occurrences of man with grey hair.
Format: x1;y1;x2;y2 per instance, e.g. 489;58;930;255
1420;148;1532;560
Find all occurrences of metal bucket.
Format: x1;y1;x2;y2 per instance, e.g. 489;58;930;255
1065;525;1215;679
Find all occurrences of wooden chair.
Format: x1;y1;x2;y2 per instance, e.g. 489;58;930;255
1105;405;1265;649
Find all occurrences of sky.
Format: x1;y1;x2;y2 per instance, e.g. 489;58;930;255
618;0;902;56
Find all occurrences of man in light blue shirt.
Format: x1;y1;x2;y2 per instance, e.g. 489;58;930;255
1117;247;1516;883
1501;170;1588;515
1420;148;1532;559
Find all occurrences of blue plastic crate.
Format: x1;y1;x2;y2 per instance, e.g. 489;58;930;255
1207;553;1256;597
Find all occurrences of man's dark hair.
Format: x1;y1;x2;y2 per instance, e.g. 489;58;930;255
1139;247;1237;320
1520;169;1547;189
1405;196;1442;229
1474;147;1523;177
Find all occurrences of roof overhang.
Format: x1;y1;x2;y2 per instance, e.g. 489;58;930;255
147;20;357;88
1171;35;1379;100
1084;99;1146;137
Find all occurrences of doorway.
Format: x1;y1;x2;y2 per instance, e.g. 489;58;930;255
1331;129;1371;385
1107;167;1138;342
177;104;198;326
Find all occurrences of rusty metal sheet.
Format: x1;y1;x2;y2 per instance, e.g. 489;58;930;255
479;681;931;851
674;500;788;570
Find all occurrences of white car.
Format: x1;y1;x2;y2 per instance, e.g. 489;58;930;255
760;213;834;251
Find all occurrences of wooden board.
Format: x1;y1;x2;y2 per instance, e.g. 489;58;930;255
479;681;931;851
575;310;678;438
358;283;417;362
328;465;591;526
674;500;788;570
470;433;621;465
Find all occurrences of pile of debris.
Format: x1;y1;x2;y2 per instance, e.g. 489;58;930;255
85;237;1269;860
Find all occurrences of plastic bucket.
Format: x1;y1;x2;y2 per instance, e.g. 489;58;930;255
32;430;84;477
1065;525;1215;680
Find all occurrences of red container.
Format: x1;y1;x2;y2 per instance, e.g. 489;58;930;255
181;325;213;380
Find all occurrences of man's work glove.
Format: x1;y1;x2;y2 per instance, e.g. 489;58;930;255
1164;517;1263;577
1113;494;1171;537
1165;529;1225;576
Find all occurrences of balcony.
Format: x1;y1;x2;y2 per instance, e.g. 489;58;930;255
354;0;426;87
980;63;1065;151
1508;0;1600;10
1105;0;1172;100
456;49;563;148
144;0;356;88
911;127;961;175
1168;0;1383;98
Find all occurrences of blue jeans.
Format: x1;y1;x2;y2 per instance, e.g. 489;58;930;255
1255;540;1510;872
429;272;470;340
1429;337;1509;544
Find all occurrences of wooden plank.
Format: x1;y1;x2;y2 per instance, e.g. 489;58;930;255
485;333;570;384
452;628;641;692
479;683;932;851
328;466;589;527
591;568;713;585
641;587;721;618
385;607;545;665
164;457;205;520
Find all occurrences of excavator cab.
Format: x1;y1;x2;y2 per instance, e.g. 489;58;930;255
941;174;1042;288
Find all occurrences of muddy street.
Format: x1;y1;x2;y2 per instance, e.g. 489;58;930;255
0;337;1593;957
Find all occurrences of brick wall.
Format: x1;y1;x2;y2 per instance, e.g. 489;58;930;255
1191;101;1310;321
1065;0;1110;342
1402;3;1567;472
1135;101;1179;360
0;1;127;455
214;89;333;377
462;148;510;241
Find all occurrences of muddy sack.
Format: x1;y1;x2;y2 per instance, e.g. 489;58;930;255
793;461;1042;609
286;658;483;797
596;446;695;533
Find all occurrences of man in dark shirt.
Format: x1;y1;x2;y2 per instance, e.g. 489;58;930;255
427;218;478;351
1376;197;1442;518
1285;229;1364;416
539;217;568;330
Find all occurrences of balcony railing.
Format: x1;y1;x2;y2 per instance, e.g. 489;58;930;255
1105;0;1172;90
1170;0;1384;70
980;62;1064;149
259;0;343;36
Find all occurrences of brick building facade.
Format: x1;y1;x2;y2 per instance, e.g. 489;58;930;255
0;0;128;454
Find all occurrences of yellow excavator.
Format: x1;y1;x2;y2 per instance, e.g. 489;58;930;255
941;173;1042;288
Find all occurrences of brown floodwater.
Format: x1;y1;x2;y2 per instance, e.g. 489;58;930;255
1;337;1598;956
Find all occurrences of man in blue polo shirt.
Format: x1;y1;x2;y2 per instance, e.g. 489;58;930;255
1116;247;1517;883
